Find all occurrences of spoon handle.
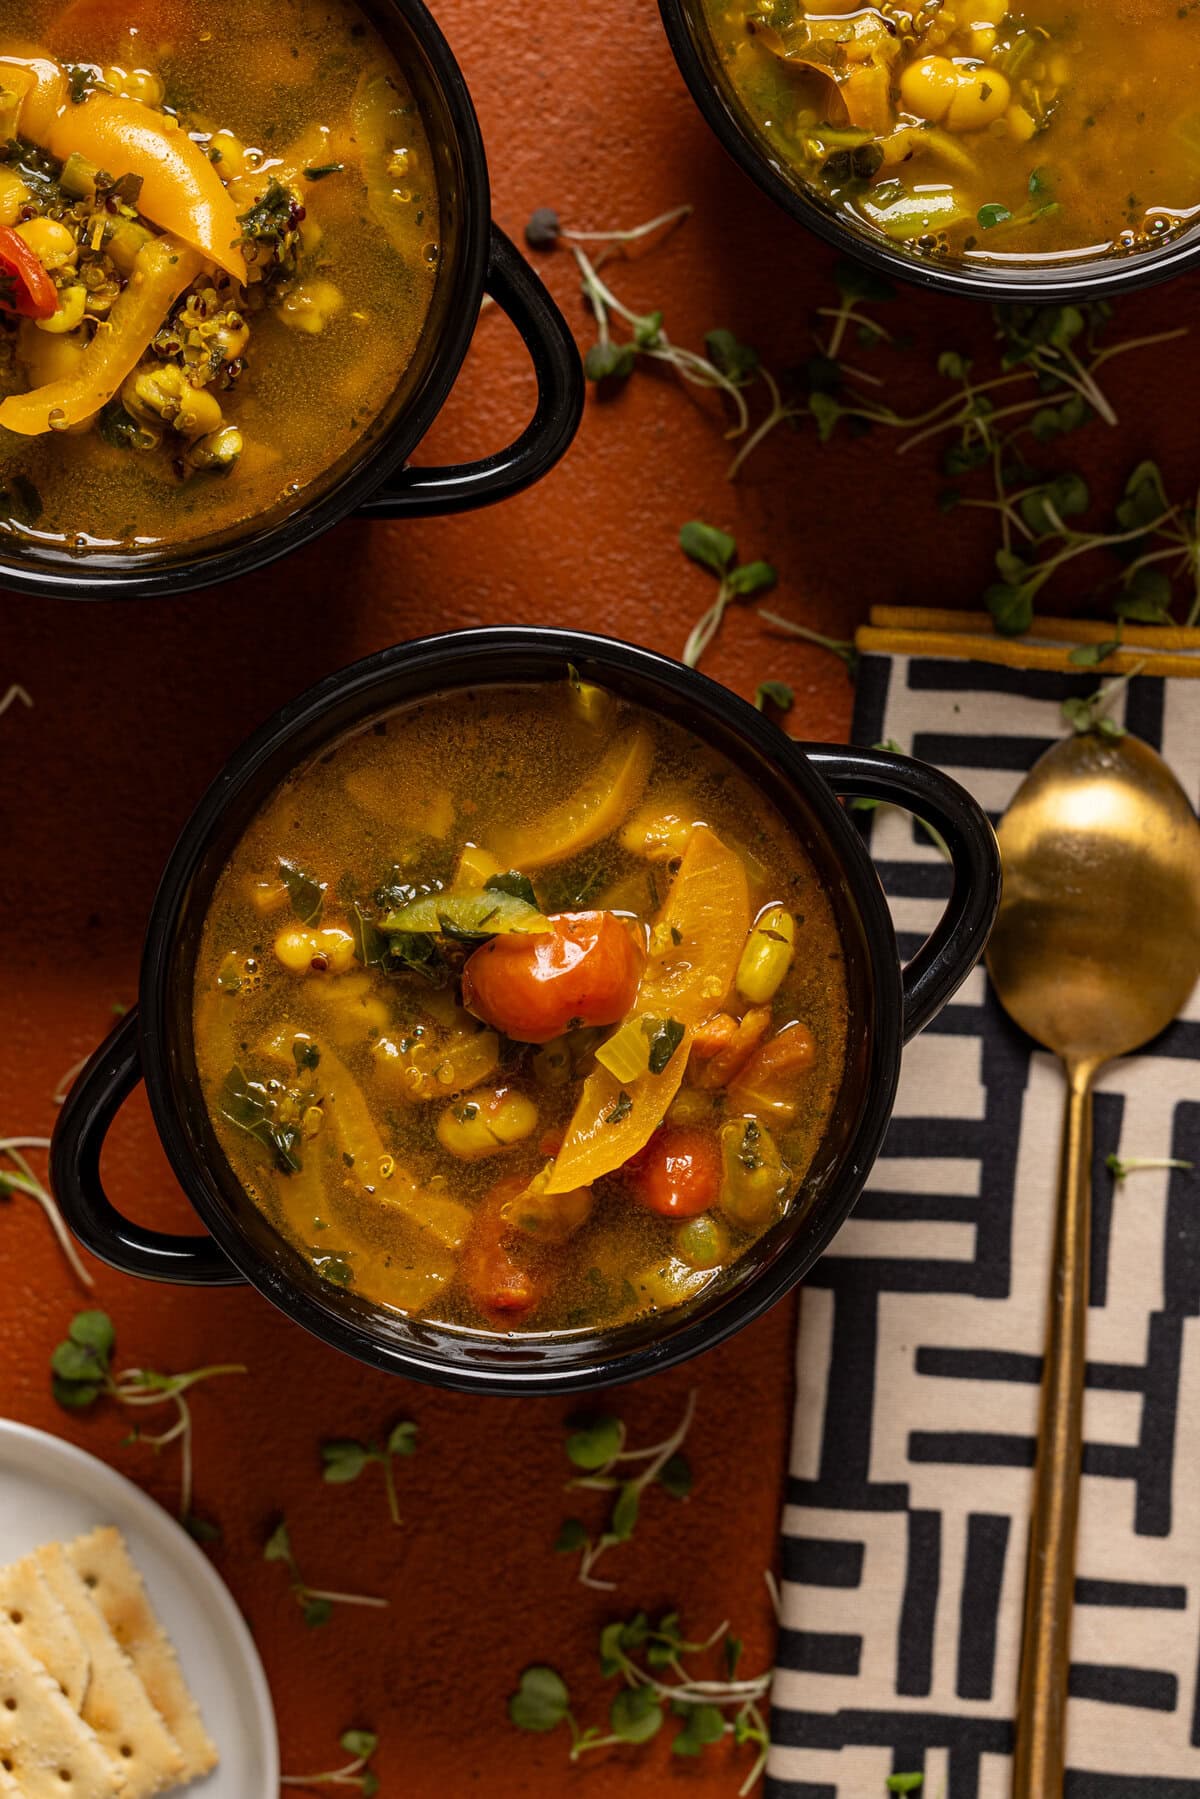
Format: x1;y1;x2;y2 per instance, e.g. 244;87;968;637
1012;1059;1096;1797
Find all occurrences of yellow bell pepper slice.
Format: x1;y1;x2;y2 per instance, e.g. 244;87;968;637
545;826;750;1193
0;57;63;139
44;93;247;283
0;231;201;435
491;730;653;871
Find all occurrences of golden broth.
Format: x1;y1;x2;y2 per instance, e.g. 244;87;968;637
192;683;849;1336
0;0;439;554
700;0;1200;261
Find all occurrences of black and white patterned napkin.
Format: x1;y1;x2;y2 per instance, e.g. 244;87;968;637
767;655;1200;1799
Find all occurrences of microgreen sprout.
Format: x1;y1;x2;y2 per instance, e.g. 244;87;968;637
264;1519;389;1628
1060;660;1147;739
0;683;32;718
755;681;794;714
556;1390;696;1590
50;1310;244;1528
679;523;776;668
2;1138;93;1287
526;206;796;473
1107;1153;1194;1183
321;1421;417;1527
281;1729;381;1794
887;1778;925;1794
510;1609;772;1794
757;606;858;675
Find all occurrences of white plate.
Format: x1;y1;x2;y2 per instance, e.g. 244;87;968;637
0;1419;278;1795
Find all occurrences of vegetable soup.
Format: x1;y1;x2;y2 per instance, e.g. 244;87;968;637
700;0;1200;261
192;680;849;1335
0;0;439;555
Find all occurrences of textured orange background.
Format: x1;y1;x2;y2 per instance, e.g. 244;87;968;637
3;3;1199;1793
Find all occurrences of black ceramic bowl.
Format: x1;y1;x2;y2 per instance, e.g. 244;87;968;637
659;0;1200;304
2;1;583;601
51;629;1000;1394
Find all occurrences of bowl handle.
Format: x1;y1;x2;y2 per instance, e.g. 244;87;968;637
801;743;1000;1043
49;1009;244;1286
357;223;584;518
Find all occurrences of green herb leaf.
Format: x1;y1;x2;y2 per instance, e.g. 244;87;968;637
705;327;759;381
887;1777;924;1793
755;681;794;712
1067;638;1121;668
565;1414;622;1471
263;1520;295;1566
985;582;1034;638
509;1666;571;1733
387;1420;418;1458
672;1702;725;1756
607;1091;633;1125
610;1687;663;1745
555;1517;589;1554
340;1729;379;1758
321;1439;371;1484
611;1480;640;1541
304;162;345;180
302;1596;333;1628
977;202;1012;229
726;560;777;598
584;340;636;382
69;1309;115;1358
279;858;325;926
679;520;736;576
184;1515;222;1544
485;870;538;910
645;1016;685;1077
657;1452;692;1499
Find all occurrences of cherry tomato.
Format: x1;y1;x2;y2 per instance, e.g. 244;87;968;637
0;227;57;321
629;1127;721;1219
461;1175;544;1319
462;911;643;1045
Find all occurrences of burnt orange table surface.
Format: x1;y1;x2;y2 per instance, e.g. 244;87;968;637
4;5;1200;1794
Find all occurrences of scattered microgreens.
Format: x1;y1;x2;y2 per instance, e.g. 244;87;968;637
509;1610;771;1794
0;683;32;718
786;270;1195;636
281;1729;381;1794
321;1421;417;1527
679;522;776;668
2;1138;93;1287
1107;1153;1194;1182
848;741;950;860
525;206;789;474
556;1390;696;1590
755;681;794;714
1060;660;1146;739
50;1310;243;1530
264;1519;389;1628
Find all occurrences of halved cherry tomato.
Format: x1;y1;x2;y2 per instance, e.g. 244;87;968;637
462;911;643;1045
629;1127;721;1218
0;226;57;321
460;1175;544;1319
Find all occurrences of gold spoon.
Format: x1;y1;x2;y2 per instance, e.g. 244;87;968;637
986;727;1200;1797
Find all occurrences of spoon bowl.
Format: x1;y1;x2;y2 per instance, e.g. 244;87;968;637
988;730;1200;1067
986;726;1200;1797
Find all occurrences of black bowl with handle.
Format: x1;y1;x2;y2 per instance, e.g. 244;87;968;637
50;628;1000;1393
659;0;1200;304
1;0;583;600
